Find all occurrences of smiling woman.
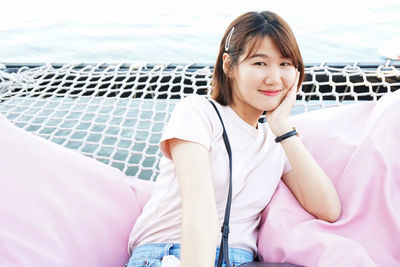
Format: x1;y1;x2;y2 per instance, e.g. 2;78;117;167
126;11;340;267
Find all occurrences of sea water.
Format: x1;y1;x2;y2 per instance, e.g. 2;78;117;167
1;0;399;64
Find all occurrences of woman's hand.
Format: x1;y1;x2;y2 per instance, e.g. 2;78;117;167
266;70;299;136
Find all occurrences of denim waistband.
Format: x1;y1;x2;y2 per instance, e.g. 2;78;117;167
129;243;254;266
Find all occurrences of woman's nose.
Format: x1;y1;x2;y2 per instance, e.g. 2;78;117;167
264;66;282;85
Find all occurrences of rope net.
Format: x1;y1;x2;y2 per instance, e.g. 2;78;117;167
1;62;399;180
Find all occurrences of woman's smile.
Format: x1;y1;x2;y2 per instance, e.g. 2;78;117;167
259;89;282;97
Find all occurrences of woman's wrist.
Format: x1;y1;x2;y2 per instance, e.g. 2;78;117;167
275;127;299;143
269;120;293;137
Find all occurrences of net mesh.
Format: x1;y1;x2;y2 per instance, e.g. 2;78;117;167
1;62;399;180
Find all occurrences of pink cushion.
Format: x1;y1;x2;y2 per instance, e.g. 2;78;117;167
257;91;400;266
0;114;153;267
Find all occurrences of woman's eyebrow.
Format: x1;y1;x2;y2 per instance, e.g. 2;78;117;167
249;53;269;59
249;53;289;59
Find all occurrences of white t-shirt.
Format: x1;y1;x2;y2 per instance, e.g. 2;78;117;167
128;95;290;254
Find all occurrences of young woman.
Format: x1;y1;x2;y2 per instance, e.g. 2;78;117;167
126;11;341;267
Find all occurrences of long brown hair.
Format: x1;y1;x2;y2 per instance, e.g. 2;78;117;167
211;11;305;106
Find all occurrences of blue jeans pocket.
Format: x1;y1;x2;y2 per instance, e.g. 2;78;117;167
126;257;162;267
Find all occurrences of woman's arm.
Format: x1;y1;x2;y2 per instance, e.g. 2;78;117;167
168;138;219;267
267;71;341;222
280;135;341;222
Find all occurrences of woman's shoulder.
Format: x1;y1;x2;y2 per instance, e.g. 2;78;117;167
179;94;209;105
174;94;214;113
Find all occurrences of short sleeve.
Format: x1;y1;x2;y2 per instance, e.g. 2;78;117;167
160;95;213;159
283;157;292;175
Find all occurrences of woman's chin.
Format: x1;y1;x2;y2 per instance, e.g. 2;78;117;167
262;97;286;112
264;104;279;112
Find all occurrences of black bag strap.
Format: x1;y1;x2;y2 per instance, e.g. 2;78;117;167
209;100;233;267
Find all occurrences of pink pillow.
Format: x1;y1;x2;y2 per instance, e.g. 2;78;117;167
0;114;151;267
257;92;400;266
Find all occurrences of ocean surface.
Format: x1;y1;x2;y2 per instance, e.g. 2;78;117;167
1;0;400;64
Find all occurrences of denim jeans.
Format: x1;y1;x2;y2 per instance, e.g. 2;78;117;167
126;243;254;267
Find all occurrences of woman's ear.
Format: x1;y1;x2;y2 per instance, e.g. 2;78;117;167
222;53;232;77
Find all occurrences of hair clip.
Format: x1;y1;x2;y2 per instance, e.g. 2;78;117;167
224;27;235;52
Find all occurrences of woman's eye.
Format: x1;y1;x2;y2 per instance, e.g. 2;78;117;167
255;62;266;66
281;62;292;66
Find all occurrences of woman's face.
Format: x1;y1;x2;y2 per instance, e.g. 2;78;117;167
228;35;297;119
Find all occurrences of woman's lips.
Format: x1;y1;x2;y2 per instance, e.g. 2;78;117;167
260;90;281;96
